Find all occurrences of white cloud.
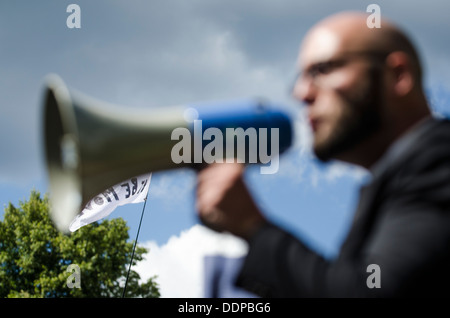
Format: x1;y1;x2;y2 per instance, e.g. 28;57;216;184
134;224;248;298
311;161;370;187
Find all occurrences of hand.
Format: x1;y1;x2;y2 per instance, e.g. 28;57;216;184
196;163;266;241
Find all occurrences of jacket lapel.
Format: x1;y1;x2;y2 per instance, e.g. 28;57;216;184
338;176;385;258
337;118;444;259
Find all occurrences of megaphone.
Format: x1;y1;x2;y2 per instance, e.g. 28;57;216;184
42;74;294;233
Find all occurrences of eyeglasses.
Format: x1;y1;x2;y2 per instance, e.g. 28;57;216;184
291;50;390;92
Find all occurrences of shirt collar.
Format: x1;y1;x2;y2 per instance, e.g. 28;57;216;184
370;115;436;178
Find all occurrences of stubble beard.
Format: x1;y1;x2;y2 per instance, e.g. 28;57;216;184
313;68;383;162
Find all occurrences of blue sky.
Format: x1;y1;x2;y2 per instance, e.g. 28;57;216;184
1;0;450;297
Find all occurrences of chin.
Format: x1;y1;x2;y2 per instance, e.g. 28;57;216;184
312;144;333;162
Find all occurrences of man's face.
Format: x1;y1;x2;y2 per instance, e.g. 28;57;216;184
293;28;385;162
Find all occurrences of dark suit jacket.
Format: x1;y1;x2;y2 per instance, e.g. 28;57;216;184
236;117;450;297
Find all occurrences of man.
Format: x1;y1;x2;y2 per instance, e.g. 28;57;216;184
196;11;450;297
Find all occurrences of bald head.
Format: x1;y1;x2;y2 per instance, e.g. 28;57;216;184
300;12;423;85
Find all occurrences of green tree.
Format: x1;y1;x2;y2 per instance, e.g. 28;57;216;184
0;190;160;298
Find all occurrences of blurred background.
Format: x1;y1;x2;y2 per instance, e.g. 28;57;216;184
1;0;449;297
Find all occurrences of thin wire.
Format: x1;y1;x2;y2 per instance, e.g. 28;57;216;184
122;188;150;298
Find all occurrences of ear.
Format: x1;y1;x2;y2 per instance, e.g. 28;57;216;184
385;51;415;97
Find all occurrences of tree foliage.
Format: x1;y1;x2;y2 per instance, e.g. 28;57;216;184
0;190;160;298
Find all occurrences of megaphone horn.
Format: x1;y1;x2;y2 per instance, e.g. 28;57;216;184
42;74;294;233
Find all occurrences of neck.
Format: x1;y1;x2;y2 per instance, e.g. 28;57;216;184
336;97;431;170
334;130;391;169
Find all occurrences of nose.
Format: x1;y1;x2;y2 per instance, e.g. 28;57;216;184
292;75;317;106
